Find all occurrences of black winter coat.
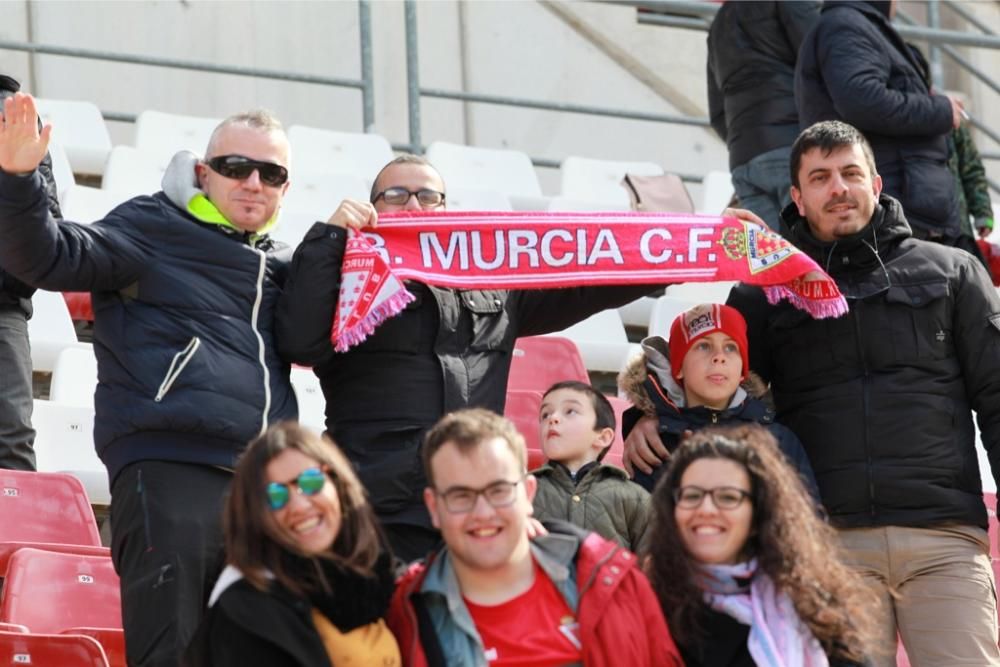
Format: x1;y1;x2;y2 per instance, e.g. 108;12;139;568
795;0;958;235
0;170;297;483
707;1;820;169
728;195;1000;529
678;606;864;667
0;74;62;316
277;223;654;526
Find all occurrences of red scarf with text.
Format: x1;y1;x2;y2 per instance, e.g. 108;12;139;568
330;211;846;351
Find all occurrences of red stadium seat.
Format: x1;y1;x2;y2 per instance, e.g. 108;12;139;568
507;336;589;394
504;389;545;470
604;396;633;470
0;629;109;666
0;548;122;637
0;469;101;545
63;291;95;322
65;627;126;667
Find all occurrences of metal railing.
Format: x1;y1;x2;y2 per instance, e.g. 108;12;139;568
402;0;711;183
0;0;376;131
401;0;1000;194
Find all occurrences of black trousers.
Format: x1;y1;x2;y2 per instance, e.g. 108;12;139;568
110;461;230;667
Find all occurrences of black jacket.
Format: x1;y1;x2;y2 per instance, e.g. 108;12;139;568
0;74;62;316
727;195;1000;529
0;164;297;483
618;353;820;501
679;606;864;667
277;223;654;526
795;0;958;235
707;1;820;169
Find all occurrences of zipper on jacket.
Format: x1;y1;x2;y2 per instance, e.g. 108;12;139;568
154;337;201;402
851;305;877;518
250;249;271;436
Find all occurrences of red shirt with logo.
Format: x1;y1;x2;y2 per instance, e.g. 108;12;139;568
464;562;582;666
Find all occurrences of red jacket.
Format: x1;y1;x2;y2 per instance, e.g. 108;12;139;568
976;238;1000;286
387;525;683;667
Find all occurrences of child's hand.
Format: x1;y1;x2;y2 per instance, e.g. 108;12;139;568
623;416;668;476
526;517;548;540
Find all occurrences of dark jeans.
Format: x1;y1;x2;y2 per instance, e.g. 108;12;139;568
731;146;794;235
0;305;35;471
110;461;229;667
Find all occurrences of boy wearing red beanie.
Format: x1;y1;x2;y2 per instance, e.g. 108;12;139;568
619;303;819;497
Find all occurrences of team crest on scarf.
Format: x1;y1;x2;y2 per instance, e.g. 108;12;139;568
720;223;794;274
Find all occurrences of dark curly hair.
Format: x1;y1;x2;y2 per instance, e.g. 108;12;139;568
643;424;880;662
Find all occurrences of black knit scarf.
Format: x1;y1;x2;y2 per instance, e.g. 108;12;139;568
277;548;396;632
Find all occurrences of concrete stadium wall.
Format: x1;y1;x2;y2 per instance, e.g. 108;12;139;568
0;0;996;200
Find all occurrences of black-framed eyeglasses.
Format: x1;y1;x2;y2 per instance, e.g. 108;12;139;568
373;187;445;207
673;485;751;510
265;467;328;511
435;478;523;514
206;154;289;187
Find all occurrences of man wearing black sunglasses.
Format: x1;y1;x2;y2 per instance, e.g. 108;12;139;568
278;155;657;563
0;94;298;667
629;120;1000;666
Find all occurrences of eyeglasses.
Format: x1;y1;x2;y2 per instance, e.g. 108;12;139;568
435;478;523;514
673;485;751;510
206;154;289;187
373;187;445;207
266;467;327;511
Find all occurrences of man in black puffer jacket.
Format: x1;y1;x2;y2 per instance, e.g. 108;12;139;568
707;1;819;232
0;74;62;471
795;0;965;243
0;94;297;667
726;121;1000;666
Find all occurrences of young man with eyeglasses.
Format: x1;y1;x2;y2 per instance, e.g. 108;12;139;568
0;94;298;667
387;408;682;667
277;155;655;563
627;120;1000;666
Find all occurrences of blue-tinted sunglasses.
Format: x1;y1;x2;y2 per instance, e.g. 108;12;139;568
266;467;327;511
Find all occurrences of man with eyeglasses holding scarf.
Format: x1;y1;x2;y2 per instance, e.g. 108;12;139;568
278;155;655;563
0;94;297;667
629;119;1000;666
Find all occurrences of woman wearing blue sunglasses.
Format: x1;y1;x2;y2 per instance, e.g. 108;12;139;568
184;422;400;666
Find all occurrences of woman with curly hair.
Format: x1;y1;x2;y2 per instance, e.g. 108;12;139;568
644;424;880;666
184;422;400;667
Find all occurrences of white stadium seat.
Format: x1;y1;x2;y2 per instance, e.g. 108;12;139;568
135;109;221;169
546;309;640;374
559;156;663;206
61;185;128;223
648;295;701;339
280;170;369;226
49;346;98;408
546;196;629;212
102;145;165;198
35;98;113;176
46;139;75;203
290;367;326;434
287;125;393;185
27;290;90;373
32;398;109;506
426;141;543;200
446;187;513;212
698;170;735;215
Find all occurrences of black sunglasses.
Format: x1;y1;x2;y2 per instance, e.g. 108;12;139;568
206;154;289;187
373;187;445;207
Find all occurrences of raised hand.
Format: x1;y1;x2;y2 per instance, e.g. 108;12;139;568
0;93;51;175
326;198;379;231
